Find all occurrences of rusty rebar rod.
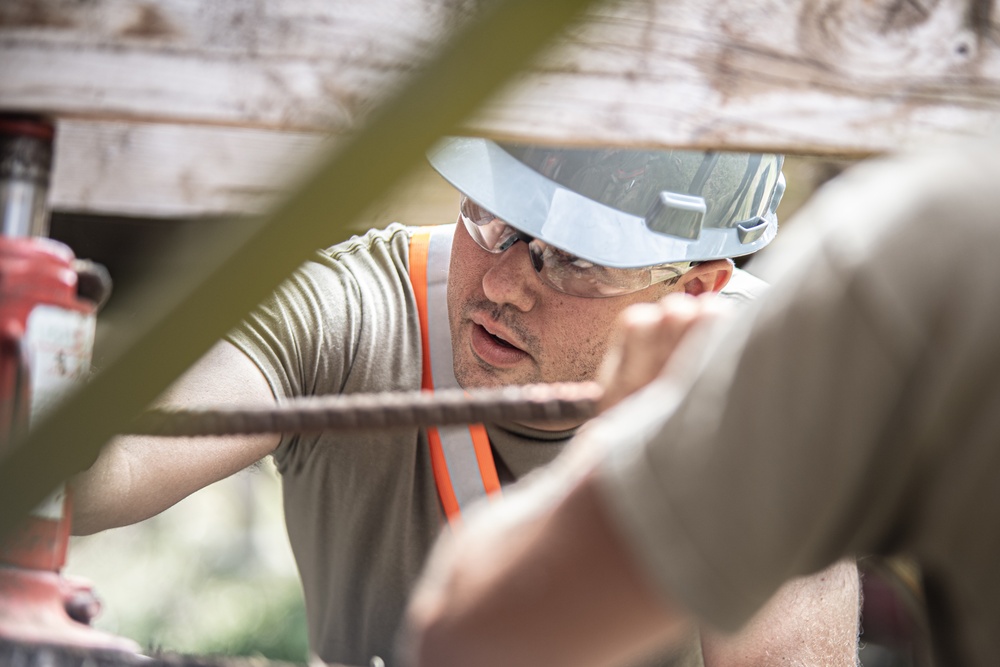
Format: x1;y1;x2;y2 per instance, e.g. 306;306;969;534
126;382;603;436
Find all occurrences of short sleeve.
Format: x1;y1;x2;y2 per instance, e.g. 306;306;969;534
225;223;420;465
592;141;1000;632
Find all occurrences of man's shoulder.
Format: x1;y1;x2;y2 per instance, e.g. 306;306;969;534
318;222;457;262
320;222;413;258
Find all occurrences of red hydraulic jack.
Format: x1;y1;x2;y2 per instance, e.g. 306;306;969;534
0;115;139;653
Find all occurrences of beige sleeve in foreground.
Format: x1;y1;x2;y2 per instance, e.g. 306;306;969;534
588;141;999;632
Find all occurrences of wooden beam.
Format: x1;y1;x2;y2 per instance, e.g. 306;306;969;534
487;0;1000;155
8;0;1000;216
50;121;330;218
0;0;453;132
5;0;1000;152
50;120;462;220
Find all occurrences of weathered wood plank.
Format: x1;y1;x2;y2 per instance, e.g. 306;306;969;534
10;0;1000;215
0;0;460;132
490;0;1000;153
50;121;330;217
49;120;463;220
4;0;1000;156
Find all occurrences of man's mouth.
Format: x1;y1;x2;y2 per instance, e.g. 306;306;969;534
470;321;530;367
486;328;517;348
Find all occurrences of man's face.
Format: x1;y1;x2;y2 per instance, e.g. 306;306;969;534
447;219;679;390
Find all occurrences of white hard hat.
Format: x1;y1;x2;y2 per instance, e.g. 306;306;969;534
427;136;785;268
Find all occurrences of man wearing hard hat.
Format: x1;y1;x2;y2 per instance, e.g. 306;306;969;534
72;137;858;667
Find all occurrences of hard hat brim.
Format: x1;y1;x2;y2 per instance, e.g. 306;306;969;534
427;137;780;268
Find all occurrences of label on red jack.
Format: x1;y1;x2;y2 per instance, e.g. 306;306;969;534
24;304;96;425
0;264;97;571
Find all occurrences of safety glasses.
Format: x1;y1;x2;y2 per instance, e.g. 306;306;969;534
459;197;691;298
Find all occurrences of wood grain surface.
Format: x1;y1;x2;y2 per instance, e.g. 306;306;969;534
4;0;999;214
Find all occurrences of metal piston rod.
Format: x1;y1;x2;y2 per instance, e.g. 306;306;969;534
125;382;604;437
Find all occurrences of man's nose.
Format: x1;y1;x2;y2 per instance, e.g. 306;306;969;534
481;239;540;312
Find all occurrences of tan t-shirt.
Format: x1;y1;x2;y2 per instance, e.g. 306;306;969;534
595;141;1000;667
227;225;578;665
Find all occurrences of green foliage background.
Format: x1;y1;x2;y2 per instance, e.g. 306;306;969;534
66;458;309;663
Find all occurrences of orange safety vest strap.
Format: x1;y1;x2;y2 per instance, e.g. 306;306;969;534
409;228;434;392
409;225;501;524
469;423;501;494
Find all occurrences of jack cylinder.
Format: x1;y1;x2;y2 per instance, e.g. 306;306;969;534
0;115;137;653
0;116;54;238
0;236;96;571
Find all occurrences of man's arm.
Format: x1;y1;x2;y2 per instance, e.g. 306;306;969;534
400;469;693;667
402;294;861;666
600;298;862;664
71;340;281;535
700;559;860;665
400;466;859;667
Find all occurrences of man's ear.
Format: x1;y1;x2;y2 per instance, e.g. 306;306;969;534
678;259;734;296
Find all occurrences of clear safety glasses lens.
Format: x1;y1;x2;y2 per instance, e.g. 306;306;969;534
459;197;689;298
459;197;520;251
